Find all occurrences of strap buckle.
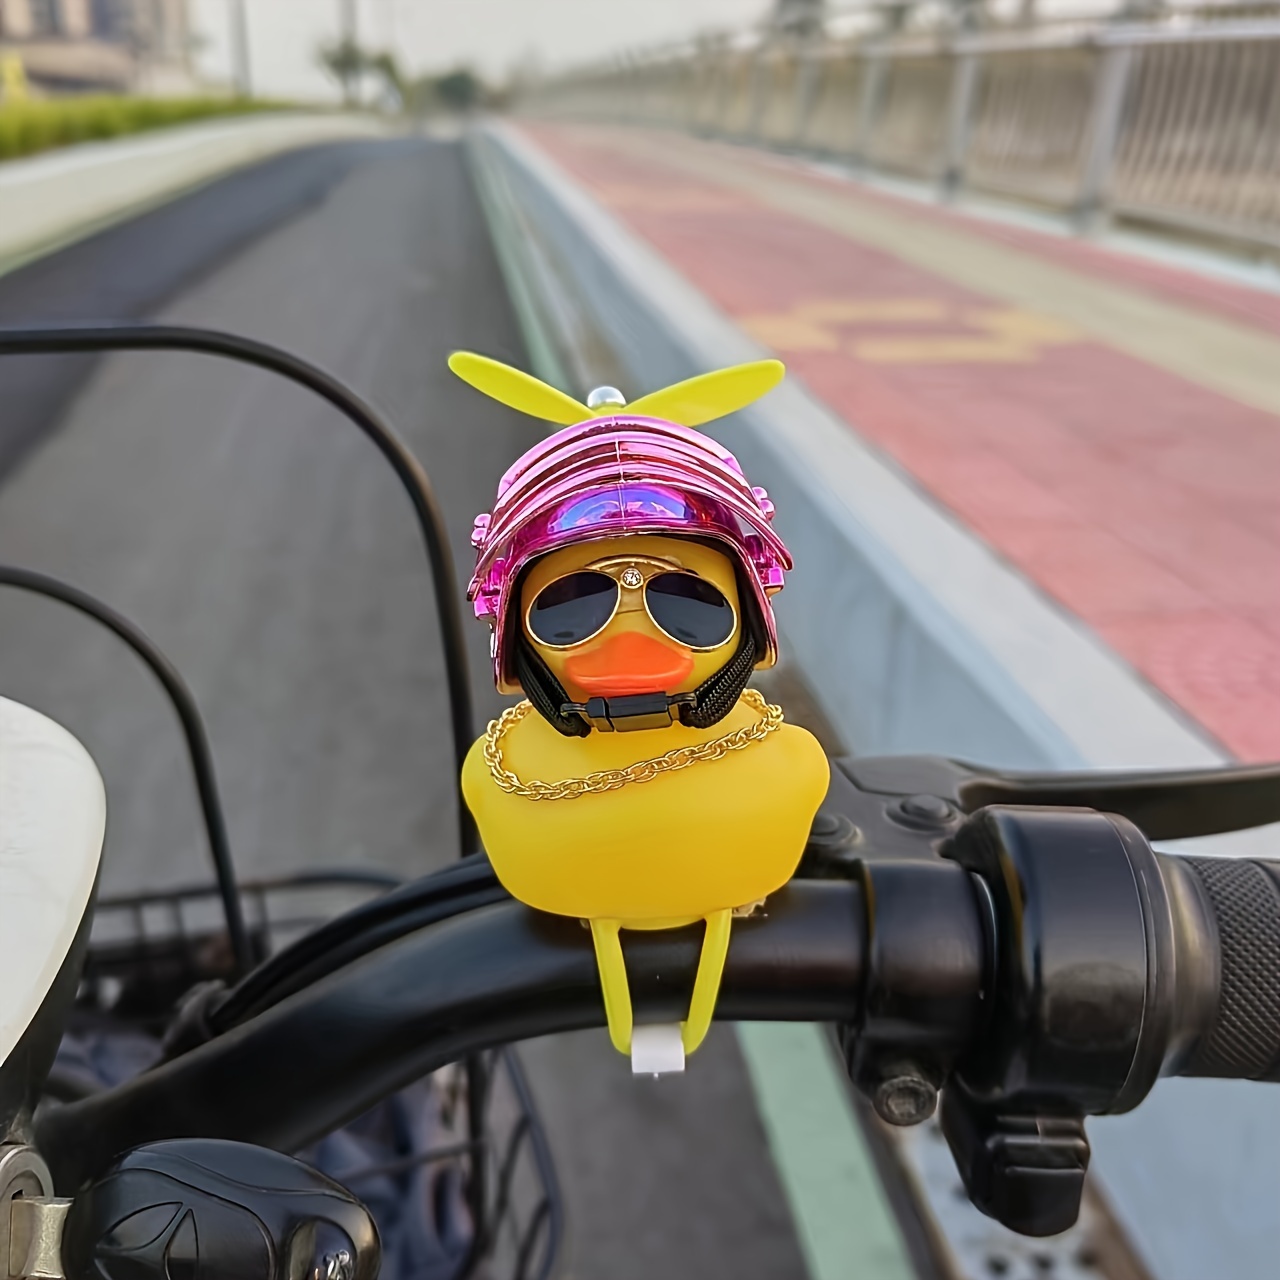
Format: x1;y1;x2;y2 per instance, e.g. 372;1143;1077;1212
561;692;697;732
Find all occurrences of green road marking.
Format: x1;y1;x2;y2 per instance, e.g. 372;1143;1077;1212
464;132;572;392
737;1023;916;1280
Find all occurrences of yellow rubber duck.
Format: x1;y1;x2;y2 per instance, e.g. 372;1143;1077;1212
453;353;829;1071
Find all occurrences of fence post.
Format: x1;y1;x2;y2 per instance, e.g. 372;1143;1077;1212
792;47;824;149
941;49;980;198
1075;42;1133;230
704;54;723;135
679;58;698;130
690;46;720;135
853;48;890;170
714;49;738;137
746;47;771;142
631;61;647;125
616;55;634;124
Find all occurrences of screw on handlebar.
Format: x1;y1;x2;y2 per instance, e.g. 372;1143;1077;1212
315;1249;355;1280
871;1074;938;1127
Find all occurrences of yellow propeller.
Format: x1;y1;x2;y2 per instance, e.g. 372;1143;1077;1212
625;360;784;427
448;352;785;428
448;352;592;426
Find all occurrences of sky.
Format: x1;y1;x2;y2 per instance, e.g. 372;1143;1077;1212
189;0;774;101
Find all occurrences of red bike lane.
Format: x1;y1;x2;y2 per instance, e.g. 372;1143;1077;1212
518;122;1280;762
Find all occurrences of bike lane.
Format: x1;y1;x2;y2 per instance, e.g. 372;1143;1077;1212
515;121;1280;764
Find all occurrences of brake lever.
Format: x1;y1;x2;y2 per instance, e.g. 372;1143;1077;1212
53;1140;379;1280
840;754;1280;840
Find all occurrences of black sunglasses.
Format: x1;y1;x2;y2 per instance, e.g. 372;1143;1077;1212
526;567;736;650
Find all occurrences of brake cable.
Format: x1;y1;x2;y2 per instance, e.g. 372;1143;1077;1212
0;565;254;977
0;324;477;856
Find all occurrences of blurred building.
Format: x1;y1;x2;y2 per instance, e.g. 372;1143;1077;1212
0;0;194;95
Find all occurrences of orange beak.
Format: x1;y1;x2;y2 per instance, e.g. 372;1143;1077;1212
564;632;694;697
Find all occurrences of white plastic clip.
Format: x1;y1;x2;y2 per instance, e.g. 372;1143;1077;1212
630;1024;686;1075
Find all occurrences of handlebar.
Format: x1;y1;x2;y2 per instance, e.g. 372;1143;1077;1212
1173;854;1280;1080
32;750;1280;1239
38;881;885;1184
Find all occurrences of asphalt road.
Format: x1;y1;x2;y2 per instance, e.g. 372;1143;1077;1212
0;141;375;478
0;137;808;1280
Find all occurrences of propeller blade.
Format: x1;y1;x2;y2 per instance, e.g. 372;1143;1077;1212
625;359;785;427
448;352;592;425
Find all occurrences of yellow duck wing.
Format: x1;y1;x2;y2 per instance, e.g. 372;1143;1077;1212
625;359;785;427
448;351;593;425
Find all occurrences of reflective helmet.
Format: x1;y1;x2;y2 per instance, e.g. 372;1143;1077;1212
468;414;791;695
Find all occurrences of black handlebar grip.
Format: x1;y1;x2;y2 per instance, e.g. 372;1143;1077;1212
1181;857;1280;1080
62;1140;380;1280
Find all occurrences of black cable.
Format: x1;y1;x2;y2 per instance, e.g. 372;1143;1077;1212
336;1139;482;1183
212;887;509;1029
500;1049;562;1280
97;868;405;907
0;324;477;856
460;1054;492;1277
36;882;871;1191
210;856;500;1028
0;565;254;977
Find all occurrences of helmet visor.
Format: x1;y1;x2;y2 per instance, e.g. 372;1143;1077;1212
547;483;697;536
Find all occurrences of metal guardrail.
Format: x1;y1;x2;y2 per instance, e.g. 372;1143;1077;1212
520;18;1280;253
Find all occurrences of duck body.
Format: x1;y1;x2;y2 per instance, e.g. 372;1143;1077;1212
462;693;830;925
447;343;817;1066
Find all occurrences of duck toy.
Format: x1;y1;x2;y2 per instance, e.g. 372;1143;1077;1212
453;352;829;1074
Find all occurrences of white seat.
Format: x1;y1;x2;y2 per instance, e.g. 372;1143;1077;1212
0;696;105;1066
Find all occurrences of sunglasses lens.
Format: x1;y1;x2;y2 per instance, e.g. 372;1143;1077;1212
647;573;735;648
528;572;617;646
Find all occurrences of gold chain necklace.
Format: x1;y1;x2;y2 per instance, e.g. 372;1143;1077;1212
483;688;784;801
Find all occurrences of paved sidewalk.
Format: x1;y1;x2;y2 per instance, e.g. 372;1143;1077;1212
518;122;1280;762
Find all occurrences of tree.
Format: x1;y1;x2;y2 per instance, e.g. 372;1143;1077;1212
434;68;482;110
317;39;405;109
406;67;487;116
318;36;365;104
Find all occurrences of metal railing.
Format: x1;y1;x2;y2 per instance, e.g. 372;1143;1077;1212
520;18;1280;253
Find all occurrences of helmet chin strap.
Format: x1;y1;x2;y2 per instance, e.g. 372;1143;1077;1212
515;632;758;736
680;630;758;729
514;639;591;737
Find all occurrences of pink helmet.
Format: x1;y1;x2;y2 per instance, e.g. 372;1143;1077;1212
468;414;791;695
